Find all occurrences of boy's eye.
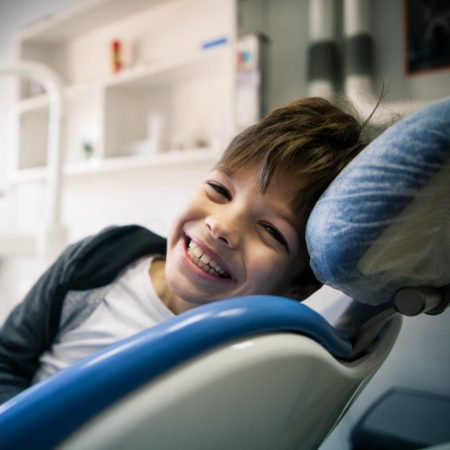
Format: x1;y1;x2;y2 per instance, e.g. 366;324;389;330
261;223;289;251
206;181;231;201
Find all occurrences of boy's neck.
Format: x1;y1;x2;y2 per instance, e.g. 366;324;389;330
149;258;193;315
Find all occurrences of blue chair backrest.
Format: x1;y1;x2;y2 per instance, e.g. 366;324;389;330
0;296;351;450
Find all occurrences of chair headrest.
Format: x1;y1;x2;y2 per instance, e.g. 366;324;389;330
306;97;450;306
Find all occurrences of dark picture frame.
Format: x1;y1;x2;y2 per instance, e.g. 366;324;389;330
404;0;450;75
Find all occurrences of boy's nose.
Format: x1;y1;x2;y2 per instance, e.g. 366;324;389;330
205;217;238;248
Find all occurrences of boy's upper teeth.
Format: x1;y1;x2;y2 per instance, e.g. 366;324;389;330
188;240;227;276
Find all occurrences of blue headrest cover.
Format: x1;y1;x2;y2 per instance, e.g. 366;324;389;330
306;97;450;305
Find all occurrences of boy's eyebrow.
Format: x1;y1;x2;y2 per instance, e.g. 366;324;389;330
262;194;299;230
216;168;300;232
271;207;299;231
219;168;234;180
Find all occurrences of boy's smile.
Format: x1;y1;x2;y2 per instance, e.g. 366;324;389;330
185;237;233;280
162;166;307;314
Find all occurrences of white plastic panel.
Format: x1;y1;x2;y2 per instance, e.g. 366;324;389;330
60;318;401;450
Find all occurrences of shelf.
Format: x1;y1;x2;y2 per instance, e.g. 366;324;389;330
15;95;49;114
15;44;230;114
9;148;221;183
104;44;231;89
66;148;221;175
16;81;100;114
17;0;165;44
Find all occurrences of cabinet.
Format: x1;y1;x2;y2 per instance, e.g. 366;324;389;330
12;0;237;181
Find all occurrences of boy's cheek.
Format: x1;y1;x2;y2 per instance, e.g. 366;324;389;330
246;257;284;287
247;253;302;292
165;230;178;259
169;200;207;239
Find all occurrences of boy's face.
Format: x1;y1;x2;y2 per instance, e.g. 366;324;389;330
165;165;307;311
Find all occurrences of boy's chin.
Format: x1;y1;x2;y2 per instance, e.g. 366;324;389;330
173;289;225;308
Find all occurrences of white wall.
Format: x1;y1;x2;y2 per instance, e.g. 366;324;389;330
1;1;449;448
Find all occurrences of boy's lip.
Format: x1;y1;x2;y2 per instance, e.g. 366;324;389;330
183;234;236;281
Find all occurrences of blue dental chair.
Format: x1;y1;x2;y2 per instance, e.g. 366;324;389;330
0;97;449;450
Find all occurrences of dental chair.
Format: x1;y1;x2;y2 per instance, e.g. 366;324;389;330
0;97;449;450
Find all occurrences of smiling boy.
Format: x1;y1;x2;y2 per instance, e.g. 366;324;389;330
161;166;305;314
163;96;369;312
0;97;369;404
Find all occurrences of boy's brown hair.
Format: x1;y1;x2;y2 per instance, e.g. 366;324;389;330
216;97;370;294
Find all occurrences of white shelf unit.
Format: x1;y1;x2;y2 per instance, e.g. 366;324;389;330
11;147;223;183
12;0;237;180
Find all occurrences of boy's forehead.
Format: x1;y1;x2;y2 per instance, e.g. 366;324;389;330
227;165;299;194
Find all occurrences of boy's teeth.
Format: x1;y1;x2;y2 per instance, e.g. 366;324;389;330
187;240;228;277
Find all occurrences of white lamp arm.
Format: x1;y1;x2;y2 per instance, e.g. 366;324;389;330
0;60;67;265
0;59;64;227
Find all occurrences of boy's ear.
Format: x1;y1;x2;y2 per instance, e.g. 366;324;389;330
281;266;323;301
284;283;321;301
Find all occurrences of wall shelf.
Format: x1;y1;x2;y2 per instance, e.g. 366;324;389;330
104;46;230;89
12;0;236;178
9;147;221;183
16;44;230;113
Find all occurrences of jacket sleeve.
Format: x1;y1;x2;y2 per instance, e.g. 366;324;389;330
0;224;164;405
0;241;82;405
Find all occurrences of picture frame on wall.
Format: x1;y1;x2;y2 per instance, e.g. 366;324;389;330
404;0;450;75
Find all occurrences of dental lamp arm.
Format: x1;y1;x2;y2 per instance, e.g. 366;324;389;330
0;60;67;264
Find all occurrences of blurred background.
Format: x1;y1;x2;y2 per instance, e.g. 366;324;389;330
0;1;449;448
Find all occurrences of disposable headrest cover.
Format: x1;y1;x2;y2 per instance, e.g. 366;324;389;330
306;97;450;305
